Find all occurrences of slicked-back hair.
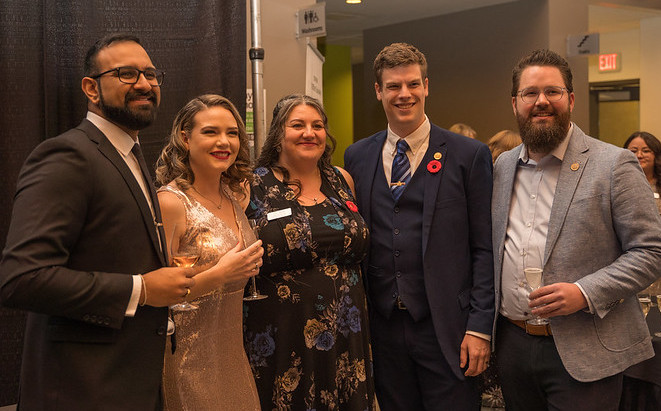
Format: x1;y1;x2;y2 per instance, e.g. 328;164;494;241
511;49;573;97
84;33;142;77
373;42;427;87
155;94;252;199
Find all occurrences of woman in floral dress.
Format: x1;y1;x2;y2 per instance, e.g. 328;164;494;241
244;94;375;410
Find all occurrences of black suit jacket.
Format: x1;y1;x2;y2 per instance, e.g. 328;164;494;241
0;120;168;410
344;123;495;379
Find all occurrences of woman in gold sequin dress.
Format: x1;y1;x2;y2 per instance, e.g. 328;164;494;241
155;94;263;410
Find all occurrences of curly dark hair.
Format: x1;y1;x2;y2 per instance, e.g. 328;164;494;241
623;131;661;194
155;94;252;199
256;94;336;194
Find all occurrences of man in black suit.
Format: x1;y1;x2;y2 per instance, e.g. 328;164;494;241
344;42;494;410
0;34;194;410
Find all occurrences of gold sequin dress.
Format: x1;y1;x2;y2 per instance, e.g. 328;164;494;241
160;185;260;411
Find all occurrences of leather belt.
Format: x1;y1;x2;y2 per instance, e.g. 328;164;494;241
506;317;552;337
395;296;407;310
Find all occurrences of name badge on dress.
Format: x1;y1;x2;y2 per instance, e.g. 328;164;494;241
655;193;660;199
267;208;292;221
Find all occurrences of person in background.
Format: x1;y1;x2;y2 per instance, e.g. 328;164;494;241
487;129;521;163
345;42;494;411
449;122;478;139
624;131;661;214
155;94;263;410
0;33;194;410
492;49;661;411
244;94;374;410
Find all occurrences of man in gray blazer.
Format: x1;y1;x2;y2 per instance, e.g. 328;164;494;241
492;49;661;410
0;34;194;410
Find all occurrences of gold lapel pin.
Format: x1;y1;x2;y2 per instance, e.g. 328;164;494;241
434;152;442;160
570;162;580;171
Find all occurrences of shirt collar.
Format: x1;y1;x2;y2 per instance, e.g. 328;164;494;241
386;115;431;156
519;123;573;164
86;111;139;157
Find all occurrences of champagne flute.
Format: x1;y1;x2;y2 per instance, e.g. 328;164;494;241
524;267;549;325
170;223;200;311
243;218;268;301
655;295;661;338
638;294;651;319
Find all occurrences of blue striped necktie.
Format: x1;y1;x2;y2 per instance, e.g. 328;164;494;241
391;139;411;201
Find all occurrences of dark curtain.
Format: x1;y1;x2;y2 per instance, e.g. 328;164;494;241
0;0;246;405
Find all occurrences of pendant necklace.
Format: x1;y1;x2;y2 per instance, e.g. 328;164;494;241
192;185;223;209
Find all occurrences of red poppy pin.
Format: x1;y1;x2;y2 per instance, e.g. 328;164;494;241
427;160;442;174
346;200;358;212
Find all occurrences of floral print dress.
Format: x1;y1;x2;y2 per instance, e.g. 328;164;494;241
244;166;375;411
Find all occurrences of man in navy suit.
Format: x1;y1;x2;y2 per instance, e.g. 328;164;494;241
344;42;494;410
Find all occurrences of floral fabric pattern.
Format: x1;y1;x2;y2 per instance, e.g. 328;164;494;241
244;166;375;410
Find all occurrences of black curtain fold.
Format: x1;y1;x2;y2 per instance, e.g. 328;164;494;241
0;1;246;405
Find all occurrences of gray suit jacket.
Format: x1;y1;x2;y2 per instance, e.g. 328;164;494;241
492;124;661;382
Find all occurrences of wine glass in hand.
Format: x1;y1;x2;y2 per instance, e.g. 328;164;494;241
170;223;200;311
525;267;549;325
243;219;268;301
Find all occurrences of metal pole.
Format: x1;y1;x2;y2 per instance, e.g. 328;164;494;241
250;0;266;160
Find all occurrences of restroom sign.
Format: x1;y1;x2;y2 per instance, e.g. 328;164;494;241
296;2;326;39
598;53;621;73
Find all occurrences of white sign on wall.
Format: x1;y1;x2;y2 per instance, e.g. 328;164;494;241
305;43;324;102
297;2;326;39
567;33;600;56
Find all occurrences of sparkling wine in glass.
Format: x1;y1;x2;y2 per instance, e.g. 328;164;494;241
170;223;200;311
243;219;268;301
638;295;652;318
524;267;549;325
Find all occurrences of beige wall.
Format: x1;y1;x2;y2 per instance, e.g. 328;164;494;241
588;29;640;82
246;0;314;127
640;16;661;137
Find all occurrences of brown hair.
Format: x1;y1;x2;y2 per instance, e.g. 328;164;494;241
155;94;252;198
488;130;522;162
623;131;661;194
511;49;573;97
373;42;427;87
257;94;336;194
449;123;477;139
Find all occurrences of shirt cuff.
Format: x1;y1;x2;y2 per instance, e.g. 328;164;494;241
466;330;491;342
126;275;142;317
574;282;594;314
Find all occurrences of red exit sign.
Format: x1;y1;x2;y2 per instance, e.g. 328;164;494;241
599;53;621;72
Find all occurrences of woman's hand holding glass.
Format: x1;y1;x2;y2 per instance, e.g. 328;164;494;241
205;239;264;286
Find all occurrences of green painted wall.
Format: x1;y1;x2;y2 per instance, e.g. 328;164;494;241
322;44;353;167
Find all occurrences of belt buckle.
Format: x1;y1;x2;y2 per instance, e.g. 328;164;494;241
396;296;407;310
524;321;551;336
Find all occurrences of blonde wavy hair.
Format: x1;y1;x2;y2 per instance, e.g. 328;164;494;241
155;94;252;198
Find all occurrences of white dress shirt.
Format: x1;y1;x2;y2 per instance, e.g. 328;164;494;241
86;111;151;316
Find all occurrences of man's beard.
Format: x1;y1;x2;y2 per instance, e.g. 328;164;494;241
516;105;571;155
98;85;158;131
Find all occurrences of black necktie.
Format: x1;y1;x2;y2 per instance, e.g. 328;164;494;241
131;143;168;262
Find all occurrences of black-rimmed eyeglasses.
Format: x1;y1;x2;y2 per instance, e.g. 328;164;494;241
90;66;165;86
516;86;568;104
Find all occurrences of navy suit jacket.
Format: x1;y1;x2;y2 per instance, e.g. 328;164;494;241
344;123;494;379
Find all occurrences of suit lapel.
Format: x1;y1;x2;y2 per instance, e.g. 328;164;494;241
493;146;522;274
81;121;166;266
422;127;447;257
358;132;387;227
544;126;589;265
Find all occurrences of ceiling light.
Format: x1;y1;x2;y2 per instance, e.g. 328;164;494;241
346;0;361;4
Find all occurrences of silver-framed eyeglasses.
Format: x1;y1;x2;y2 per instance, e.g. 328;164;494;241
90;66;165;86
517;86;568;104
